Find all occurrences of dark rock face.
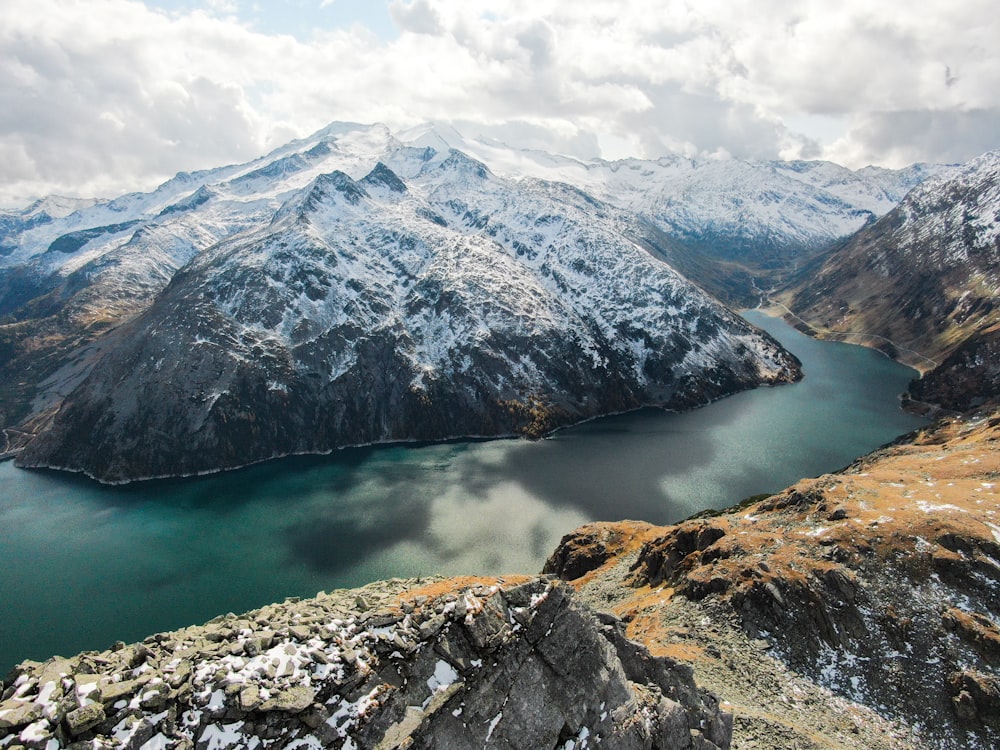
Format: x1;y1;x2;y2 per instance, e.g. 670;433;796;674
543;528;619;582
0;577;731;750
948;670;1000;732
907;328;1000;411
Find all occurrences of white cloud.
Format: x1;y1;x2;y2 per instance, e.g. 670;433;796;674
388;0;442;35
1;0;999;206
827;109;1000;168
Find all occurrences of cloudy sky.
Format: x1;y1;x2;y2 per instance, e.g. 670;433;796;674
2;0;998;206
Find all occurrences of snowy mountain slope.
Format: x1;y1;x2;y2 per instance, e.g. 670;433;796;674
0;124;401;279
780;149;1000;401
398;124;949;302
0;125;416;435
13;142;798;482
0;122;945;305
1;121;947;461
0;121;943;338
0;196;102;253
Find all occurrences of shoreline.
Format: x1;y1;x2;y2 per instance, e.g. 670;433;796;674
13;357;798;486
754;301;939;372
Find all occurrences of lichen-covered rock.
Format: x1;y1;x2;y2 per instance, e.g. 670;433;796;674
0;700;44;731
0;576;731;749
948;670;1000;731
65;703;106;736
543;521;658;583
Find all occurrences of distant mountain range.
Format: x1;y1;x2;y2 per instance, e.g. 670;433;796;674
399;124;949;303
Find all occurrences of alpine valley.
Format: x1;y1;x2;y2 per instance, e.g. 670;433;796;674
3;123;1000;750
0;122;951;482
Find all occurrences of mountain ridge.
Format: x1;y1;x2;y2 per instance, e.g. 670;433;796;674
398;123;952;303
7;133;799;483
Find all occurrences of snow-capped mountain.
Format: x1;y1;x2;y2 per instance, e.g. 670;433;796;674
397;124;948;301
0;125;403;438
0;123;944;328
781;149;1000;406
4;123;799;482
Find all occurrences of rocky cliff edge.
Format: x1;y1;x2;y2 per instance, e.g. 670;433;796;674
0;577;730;750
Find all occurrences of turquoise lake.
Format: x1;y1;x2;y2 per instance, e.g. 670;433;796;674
0;311;927;674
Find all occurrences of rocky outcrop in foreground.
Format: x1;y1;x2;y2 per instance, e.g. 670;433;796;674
0;577;731;750
547;407;1000;750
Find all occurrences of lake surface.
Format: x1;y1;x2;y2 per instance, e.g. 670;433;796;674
0;311;926;674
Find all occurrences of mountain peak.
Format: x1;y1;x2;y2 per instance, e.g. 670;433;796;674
21;195;102;219
397;121;467;151
360;162;407;194
436;149;493;180
298;170;369;216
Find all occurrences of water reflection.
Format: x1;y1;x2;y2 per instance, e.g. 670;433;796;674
449;419;720;521
285;493;432;574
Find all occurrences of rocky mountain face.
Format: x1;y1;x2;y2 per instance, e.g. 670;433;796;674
546;406;1000;749
3;124;799;483
779;150;1000;407
0;577;732;750
0;140;307;447
907;326;1000;411
401;124;947;304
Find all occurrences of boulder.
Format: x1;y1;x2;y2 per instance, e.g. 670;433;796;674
64;703;105;736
